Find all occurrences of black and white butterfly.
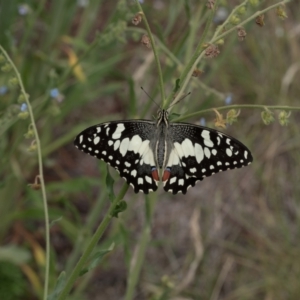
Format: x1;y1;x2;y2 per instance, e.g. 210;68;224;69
74;110;252;194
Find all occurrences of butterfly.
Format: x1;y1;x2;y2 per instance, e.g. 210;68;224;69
74;110;253;194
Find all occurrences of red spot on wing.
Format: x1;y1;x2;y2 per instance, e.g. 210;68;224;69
151;169;160;181
162;169;171;182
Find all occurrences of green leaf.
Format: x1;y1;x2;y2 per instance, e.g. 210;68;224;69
50;216;62;228
173;78;180;93
79;243;115;276
0;245;31;265
47;271;66;300
112;200;127;218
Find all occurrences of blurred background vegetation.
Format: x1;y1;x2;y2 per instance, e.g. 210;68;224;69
0;0;299;299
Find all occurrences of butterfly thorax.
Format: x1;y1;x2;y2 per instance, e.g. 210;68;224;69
153;110;172;179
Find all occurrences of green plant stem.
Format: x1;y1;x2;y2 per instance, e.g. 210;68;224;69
166;0;219;109
0;45;50;300
173;104;300;122
127;27;224;100
210;0;291;44
135;0;165;107
57;184;129;300
169;0;290;109
212;0;248;40
125;195;155;300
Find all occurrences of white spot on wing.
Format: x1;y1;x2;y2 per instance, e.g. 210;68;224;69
96;127;101;133
112;123;125;139
190;167;197;173
119;138;130;156
167;149;180;166
170;177;177;184
131;170;137;177
204;147;211;158
217;136;221;145
174;142;185;158
125;162;131;167
145;176;152;184
93;136;100;145
195;143;204;164
226;148;232;157
114;140;120;151
178;179;184;186
138;177;144;185
202;130;214;147
108;140;113;146
244;150;248;159
128;135;143;153
181;138;195;157
79;135;83;144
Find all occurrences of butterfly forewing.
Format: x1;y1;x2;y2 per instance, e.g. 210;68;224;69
163;123;253;194
74;120;158;193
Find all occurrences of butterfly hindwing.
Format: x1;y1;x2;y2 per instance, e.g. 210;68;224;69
163;123;253;194
74;120;158;193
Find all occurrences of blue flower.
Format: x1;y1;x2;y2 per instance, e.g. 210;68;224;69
77;0;89;7
225;94;232;105
18;4;30;15
50;88;60;98
50;88;64;102
0;86;8;95
200;117;206;126
213;7;228;24
20;103;28;111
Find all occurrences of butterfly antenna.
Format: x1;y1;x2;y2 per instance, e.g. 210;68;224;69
168;92;191;111
140;86;161;110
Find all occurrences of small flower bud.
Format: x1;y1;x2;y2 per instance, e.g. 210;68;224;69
192;69;203;77
216;39;224;45
18;93;29;104
237;6;247;15
1;64;12;72
132;12;143;25
226;109;240;125
0;55;6;63
28;183;41;190
237;27;247;41
249;0;259;6
141;34;151;48
230;15;241;25
18;111;29;120
205;44;220;58
27;143;37;152
278;111;290;126
276;6;288;20
255;14;265;27
213;109;226;128
24;129;35;139
261;110;274;125
8;77;19;87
